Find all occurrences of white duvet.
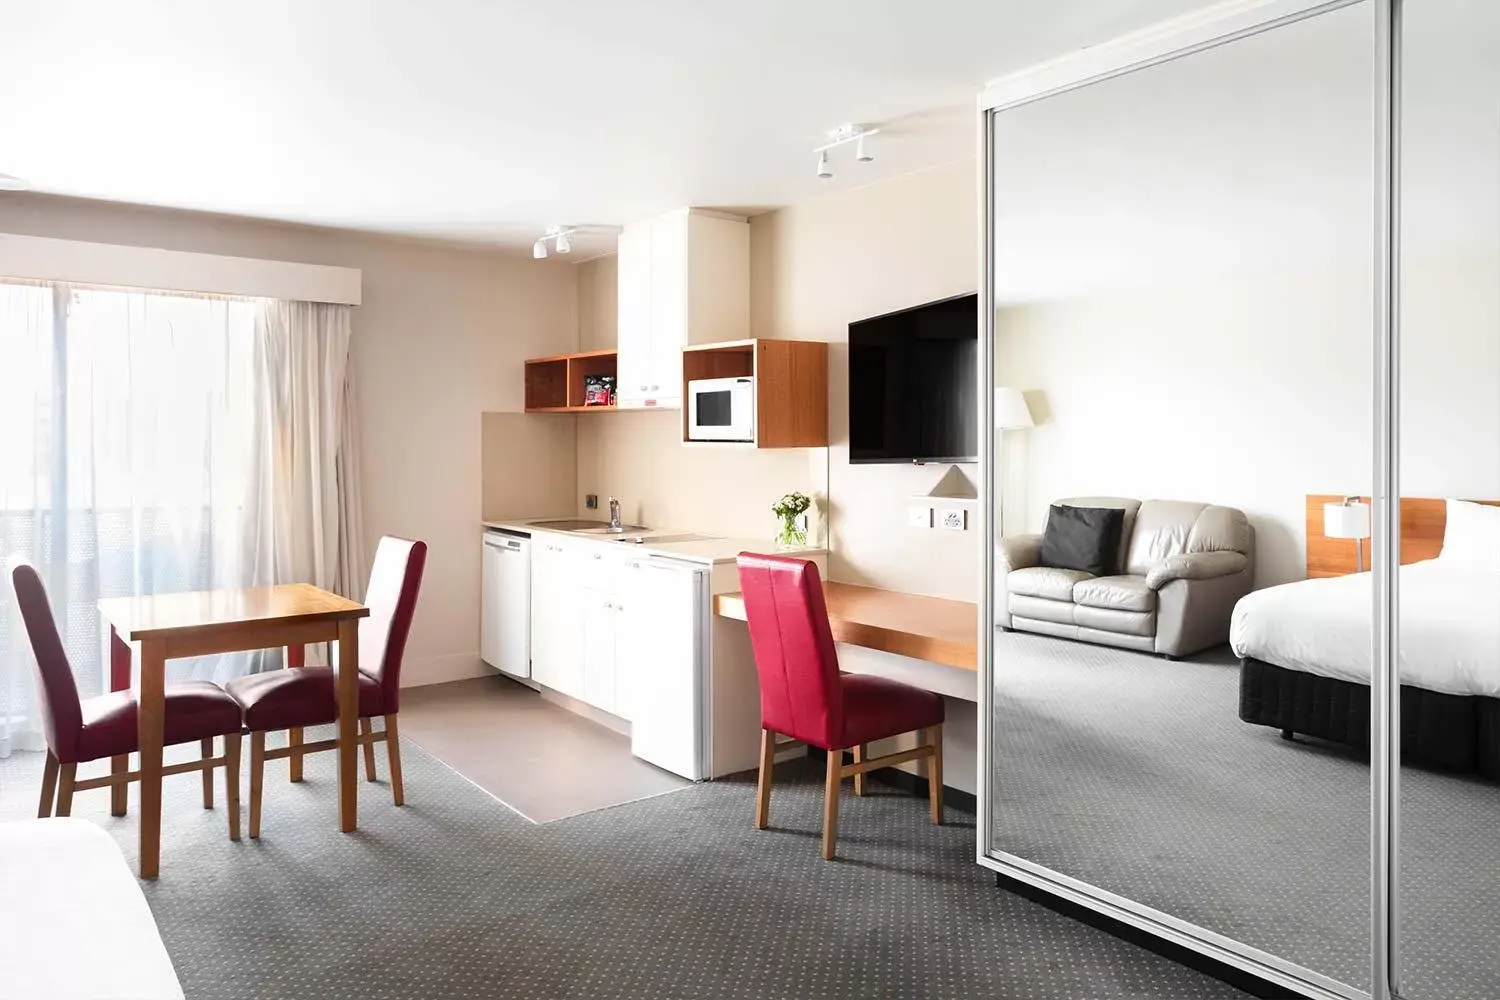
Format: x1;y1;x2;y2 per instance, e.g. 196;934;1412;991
1230;559;1500;698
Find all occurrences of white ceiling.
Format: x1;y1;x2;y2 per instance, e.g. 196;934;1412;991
0;0;1214;251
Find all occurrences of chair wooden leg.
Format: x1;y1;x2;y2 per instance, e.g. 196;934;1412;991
249;732;265;839
821;750;842;861
754;729;775;829
927;725;944;826
384;714;405;806
55;763;77;818
200;738;215;808
852;744;866;797
288;727;304;782
110;755;129;816
225;731;242;841
360;717;377;781
38;751;59;818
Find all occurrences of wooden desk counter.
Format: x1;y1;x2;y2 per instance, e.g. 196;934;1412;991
714;581;978;672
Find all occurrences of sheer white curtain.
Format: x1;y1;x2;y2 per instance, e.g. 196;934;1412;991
0;283;363;756
0;282;268;754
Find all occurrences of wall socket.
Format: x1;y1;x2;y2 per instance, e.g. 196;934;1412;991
908;505;932;529
585;494;598;510
938;507;967;531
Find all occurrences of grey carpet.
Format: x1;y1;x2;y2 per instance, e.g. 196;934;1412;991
991;629;1500;1000
0;731;1250;1000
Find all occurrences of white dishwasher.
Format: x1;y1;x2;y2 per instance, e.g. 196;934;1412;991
481;529;531;680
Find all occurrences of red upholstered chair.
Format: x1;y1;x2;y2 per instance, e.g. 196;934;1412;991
736;553;945;860
225;536;426;837
10;564;244;836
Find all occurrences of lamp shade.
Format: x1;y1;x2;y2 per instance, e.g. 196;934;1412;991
996;387;1034;430
1323;501;1371;540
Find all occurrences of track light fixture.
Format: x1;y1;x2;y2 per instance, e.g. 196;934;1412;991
813;123;880;179
529;224;623;261
533;225;575;259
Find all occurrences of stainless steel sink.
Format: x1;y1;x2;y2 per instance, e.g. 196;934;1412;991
527;519;646;533
614;533;720;545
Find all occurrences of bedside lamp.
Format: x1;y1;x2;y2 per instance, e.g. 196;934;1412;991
996;388;1035;534
1324;497;1371;573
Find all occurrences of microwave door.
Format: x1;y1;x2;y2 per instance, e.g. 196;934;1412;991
696;389;734;432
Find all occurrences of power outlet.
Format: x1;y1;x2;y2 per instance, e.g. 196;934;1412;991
908;505;932;529
585;494;598;510
939;508;967;531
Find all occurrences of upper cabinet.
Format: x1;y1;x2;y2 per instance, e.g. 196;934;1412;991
616;209;750;410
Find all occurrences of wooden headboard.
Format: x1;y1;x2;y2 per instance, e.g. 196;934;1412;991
1305;494;1500;578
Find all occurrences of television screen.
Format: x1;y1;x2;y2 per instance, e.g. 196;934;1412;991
848;293;978;464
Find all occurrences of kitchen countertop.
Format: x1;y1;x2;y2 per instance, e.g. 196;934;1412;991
481;518;823;565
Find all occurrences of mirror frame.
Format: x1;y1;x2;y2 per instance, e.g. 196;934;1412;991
974;2;1401;998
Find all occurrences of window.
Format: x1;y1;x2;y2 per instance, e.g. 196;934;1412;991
1;281;265;752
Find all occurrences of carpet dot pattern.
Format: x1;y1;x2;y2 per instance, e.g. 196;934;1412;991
1;728;1249;1000
991;630;1500;1000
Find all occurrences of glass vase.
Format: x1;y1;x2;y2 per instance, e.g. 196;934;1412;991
775;514;808;550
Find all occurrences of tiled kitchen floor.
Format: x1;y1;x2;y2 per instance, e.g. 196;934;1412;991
398;674;690;823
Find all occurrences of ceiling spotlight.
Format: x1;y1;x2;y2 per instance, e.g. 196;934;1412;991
0;173;29;191
533;239;548;260
813;123;880;178
555;231;571;254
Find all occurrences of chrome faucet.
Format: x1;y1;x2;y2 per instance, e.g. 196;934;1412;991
608;496;622;532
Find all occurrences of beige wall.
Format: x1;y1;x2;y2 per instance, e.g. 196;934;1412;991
751;160;980;601
0;193;578;687
577;254;618;352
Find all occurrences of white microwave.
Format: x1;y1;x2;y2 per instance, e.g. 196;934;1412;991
687;376;756;442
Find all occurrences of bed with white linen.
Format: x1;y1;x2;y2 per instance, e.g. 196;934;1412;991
1232;499;1500;776
0;818;184;1000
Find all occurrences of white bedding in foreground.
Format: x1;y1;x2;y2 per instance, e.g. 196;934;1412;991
0;818;184;1000
1230;559;1500;698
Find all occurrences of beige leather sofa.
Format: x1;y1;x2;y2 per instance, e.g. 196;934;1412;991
997;497;1255;659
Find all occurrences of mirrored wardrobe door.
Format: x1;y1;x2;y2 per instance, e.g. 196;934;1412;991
1396;2;1500;998
985;2;1376;994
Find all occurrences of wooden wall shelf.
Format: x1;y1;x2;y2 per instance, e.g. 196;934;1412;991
525;349;619;413
681;339;828;448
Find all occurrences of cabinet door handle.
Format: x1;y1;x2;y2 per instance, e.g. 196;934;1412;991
593;553;602;560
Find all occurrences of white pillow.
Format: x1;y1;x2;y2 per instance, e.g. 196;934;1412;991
1439;499;1500;573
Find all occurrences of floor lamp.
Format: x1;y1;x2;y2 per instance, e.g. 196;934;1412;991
995;387;1035;535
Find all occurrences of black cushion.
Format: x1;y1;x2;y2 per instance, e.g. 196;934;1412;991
1039;505;1125;577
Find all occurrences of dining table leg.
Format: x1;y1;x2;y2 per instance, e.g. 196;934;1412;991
336;620;360;833
137;637;167;879
109;628;132;817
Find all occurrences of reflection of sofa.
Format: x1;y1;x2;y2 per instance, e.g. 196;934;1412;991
997;497;1255;659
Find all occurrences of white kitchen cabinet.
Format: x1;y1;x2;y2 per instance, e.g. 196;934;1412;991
616;209;749;410
615;223;653;407
529;539;585;701
581;592;619;716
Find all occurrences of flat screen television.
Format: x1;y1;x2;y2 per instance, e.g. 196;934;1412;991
848;292;978;464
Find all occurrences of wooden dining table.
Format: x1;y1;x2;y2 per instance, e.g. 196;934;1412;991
97;584;369;879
